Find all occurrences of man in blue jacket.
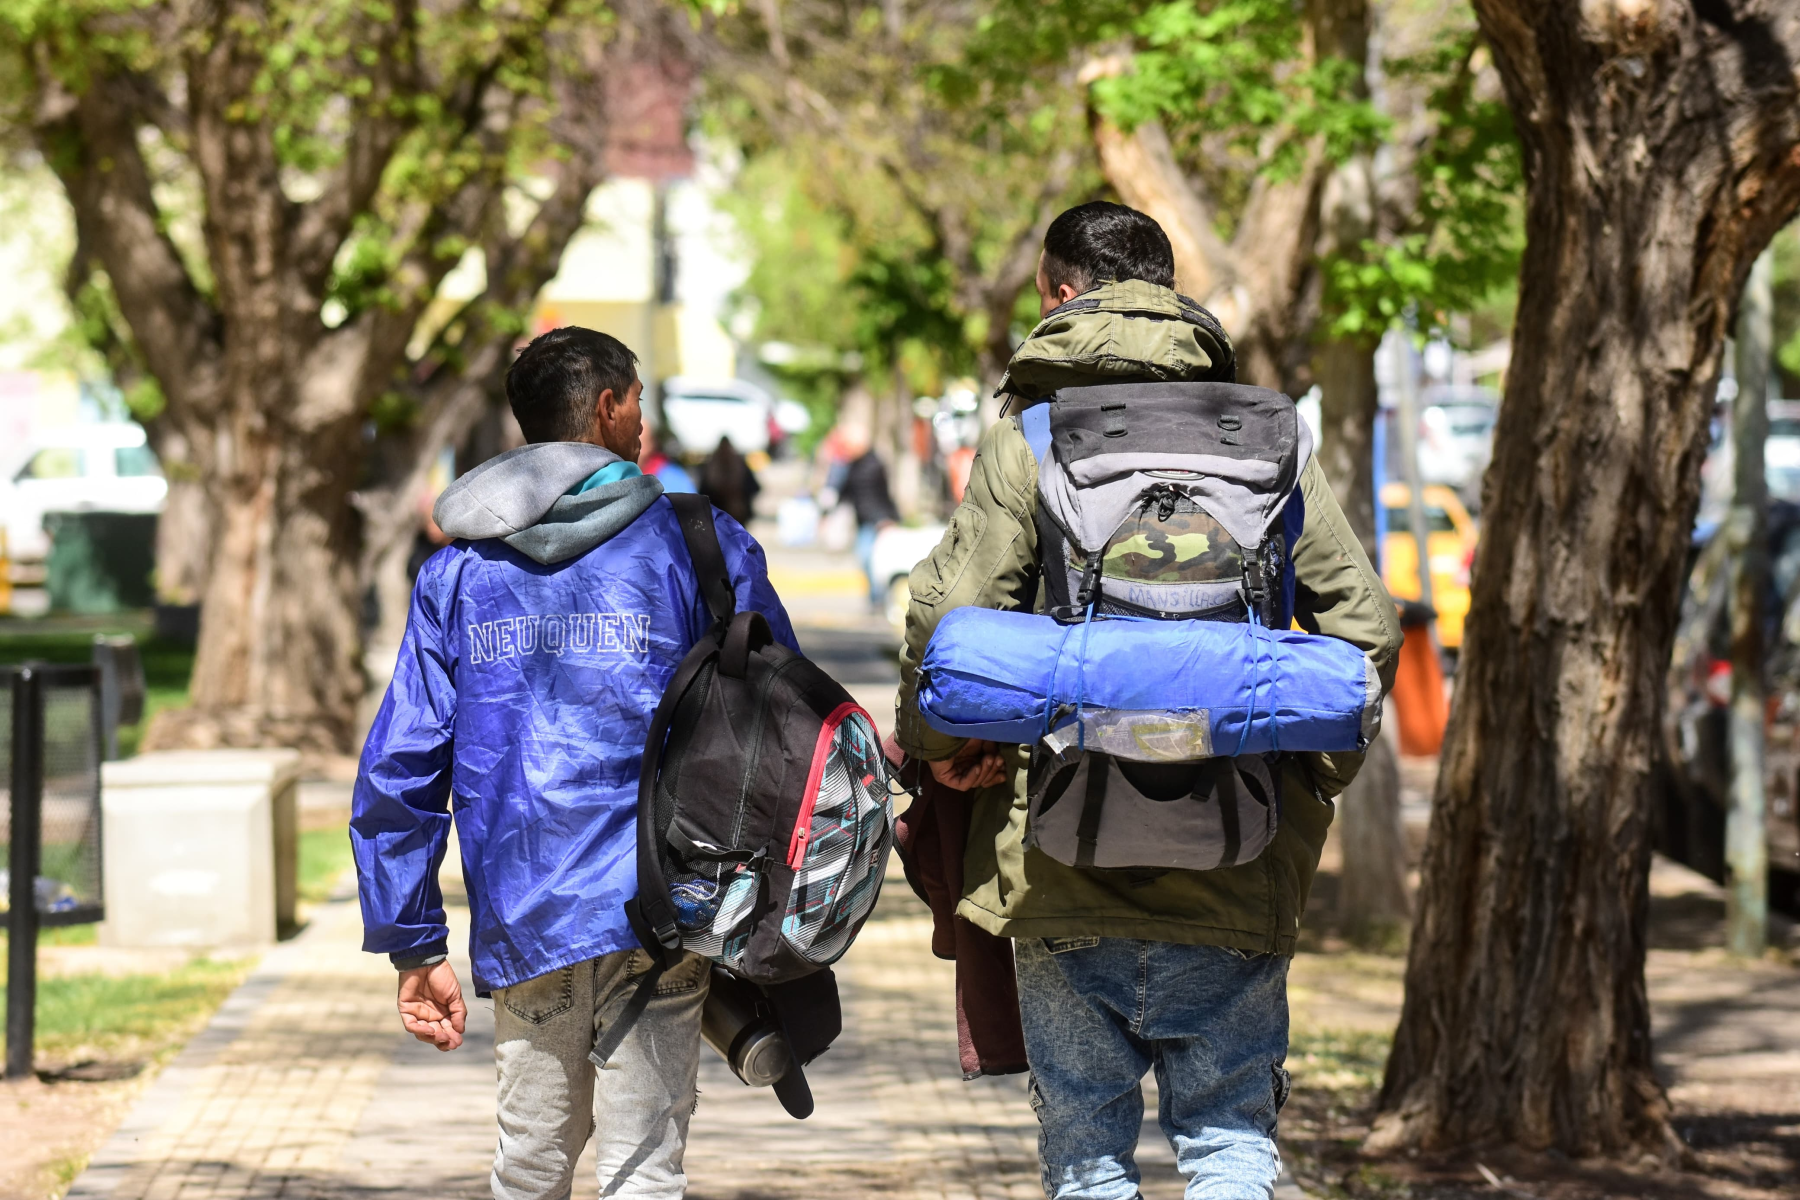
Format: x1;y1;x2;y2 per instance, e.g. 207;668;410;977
352;326;798;1199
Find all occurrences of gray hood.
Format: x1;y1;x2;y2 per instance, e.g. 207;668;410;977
433;442;665;565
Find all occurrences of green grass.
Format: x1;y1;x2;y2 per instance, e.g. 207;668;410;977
299;827;355;904
1288;1026;1392;1095
37;925;97;947
0;615;194;757
0;617;247;1070
0;945;249;1064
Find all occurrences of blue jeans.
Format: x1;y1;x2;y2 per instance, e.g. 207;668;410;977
1015;937;1290;1200
855;522;881;603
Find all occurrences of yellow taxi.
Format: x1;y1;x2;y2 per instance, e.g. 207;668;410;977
1380;481;1479;648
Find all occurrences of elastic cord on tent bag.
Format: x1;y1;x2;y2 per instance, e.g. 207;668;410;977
1075;598;1097;753
1236;594;1268;758
1042;617;1077;740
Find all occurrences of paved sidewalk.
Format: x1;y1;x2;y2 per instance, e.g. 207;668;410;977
67;876;1292;1200
64;541;1315;1199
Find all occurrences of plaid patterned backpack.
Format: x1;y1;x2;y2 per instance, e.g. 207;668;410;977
626;495;894;987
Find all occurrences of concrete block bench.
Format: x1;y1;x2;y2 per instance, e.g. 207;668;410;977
99;749;301;949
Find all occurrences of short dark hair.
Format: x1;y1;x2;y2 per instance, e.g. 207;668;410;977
506;327;639;443
1041;202;1176;296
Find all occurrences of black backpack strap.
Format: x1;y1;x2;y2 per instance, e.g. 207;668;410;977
720;611;772;679
626;638;716;967
1037;505;1097;625
1074;753;1110;869
668;492;735;626
625;495;741;968
588;961;668;1070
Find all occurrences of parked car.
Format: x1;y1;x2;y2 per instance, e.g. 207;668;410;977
658;377;776;460
1;422;166;562
1415;385;1498;493
1380;481;1479;649
872;522;948;632
1763;399;1800;502
1657;502;1800;918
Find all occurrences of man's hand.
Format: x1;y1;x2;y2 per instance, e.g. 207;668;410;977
397;960;467;1051
928;739;1009;791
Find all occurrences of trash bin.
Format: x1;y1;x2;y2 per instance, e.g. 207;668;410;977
91;636;146;760
44;512;158;614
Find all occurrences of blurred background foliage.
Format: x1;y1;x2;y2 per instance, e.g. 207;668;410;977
713;0;1527;395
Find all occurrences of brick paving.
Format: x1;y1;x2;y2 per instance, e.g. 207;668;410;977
66;550;1314;1200
68;872;1284;1200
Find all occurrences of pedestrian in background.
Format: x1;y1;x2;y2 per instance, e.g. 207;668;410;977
638;421;696;493
700;435;759;525
820;424;900;608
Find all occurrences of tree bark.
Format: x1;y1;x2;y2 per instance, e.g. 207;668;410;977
1373;0;1800;1158
1313;335;1381;560
1085;104;1233;303
155;422;367;752
1314;333;1409;939
149;441;214;606
1336;725;1411;939
24;3;646;754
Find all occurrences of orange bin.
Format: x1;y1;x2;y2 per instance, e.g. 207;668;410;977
1392;622;1448;757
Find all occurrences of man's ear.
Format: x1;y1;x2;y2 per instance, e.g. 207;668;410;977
593;387;617;427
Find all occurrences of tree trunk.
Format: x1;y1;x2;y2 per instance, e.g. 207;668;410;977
147;418;365;753
1336;723;1410;940
1372;0;1800;1158
1081;0;1368;395
147;430;214;606
1085;107;1232;303
1313;333;1409;938
1312;336;1381;560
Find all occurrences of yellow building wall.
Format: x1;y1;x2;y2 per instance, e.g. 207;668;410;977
533;300;737;387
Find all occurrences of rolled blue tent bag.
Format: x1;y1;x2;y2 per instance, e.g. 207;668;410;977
916;607;1378;758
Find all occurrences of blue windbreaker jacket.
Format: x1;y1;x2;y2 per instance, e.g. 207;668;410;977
352;476;798;994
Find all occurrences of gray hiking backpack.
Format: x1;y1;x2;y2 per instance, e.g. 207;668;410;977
1019;381;1311;874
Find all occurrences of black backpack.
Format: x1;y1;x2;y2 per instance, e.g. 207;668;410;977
610;493;894;1115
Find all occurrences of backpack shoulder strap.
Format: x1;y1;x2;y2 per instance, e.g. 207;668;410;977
625;634;715;967
1018;400;1053;465
668;492;735;626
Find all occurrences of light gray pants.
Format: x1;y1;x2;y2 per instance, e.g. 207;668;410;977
491;948;711;1200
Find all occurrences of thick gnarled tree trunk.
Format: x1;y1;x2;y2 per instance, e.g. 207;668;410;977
27;3;667;754
156;420;366;752
1372;0;1800;1157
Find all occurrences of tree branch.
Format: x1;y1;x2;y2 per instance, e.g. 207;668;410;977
289;0;424;295
33;67;222;410
354;137;607;587
1080;55;1235;302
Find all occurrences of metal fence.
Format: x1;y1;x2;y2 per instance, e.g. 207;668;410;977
3;663;105;1077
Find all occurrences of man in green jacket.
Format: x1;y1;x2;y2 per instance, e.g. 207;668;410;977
897;202;1401;1200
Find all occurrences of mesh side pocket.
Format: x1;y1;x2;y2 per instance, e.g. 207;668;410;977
782;711;892;965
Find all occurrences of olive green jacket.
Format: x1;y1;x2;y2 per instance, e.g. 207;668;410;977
895;281;1402;955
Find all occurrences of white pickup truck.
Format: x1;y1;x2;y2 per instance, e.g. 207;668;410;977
2;422;166;562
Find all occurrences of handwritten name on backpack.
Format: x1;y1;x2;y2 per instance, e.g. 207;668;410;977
466;612;652;663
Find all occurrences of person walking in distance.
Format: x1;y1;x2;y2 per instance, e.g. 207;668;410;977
699;435;760;525
896;203;1400;1199
352;326;798;1199
821;423;900;608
